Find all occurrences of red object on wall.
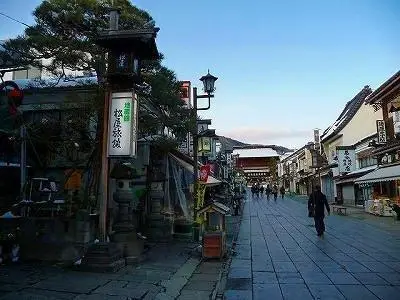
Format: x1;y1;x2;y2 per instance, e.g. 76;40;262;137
0;80;24;115
199;165;211;182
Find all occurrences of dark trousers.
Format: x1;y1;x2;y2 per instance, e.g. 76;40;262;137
314;216;325;235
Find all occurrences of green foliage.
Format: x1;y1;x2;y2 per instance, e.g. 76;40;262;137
1;0;189;141
2;0;152;78
0;0;190;165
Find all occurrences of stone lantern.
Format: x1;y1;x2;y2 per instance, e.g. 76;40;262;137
109;162;143;263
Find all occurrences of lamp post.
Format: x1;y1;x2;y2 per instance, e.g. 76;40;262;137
192;70;217;238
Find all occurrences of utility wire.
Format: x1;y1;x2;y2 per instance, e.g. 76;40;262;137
0;11;31;28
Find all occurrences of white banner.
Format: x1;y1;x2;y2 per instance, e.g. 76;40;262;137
337;148;356;174
178;133;189;153
107;91;137;157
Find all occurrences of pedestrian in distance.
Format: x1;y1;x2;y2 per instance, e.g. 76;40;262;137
308;185;330;237
251;185;256;198
255;185;260;199
280;186;285;199
272;185;278;202
259;185;264;197
265;185;271;201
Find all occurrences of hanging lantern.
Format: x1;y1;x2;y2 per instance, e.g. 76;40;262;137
198;136;212;153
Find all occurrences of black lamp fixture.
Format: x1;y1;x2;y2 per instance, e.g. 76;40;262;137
200;70;218;95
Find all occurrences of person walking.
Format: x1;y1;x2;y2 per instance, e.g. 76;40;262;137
259;185;264;197
280;186;285;199
308;185;330;237
272;185;278;202
265;185;271;201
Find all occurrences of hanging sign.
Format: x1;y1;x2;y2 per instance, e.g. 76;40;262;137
376;120;387;144
199;165;211;182
393;111;400;135
107;91;137;157
337;146;356;174
178;132;190;155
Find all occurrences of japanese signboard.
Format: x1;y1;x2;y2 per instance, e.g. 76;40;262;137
178;132;190;154
313;129;321;153
337;147;356;174
107;91;137;157
376;120;387;144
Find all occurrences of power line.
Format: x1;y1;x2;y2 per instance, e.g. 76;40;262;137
0;11;31;28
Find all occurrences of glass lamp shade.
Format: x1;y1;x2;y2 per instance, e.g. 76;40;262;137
200;70;218;94
133;58;140;76
198;136;212;152
110;51;140;77
117;53;128;72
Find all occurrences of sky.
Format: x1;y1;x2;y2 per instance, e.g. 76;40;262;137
1;0;400;148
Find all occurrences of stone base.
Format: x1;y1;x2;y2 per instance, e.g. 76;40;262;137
112;231;144;258
80;242;125;273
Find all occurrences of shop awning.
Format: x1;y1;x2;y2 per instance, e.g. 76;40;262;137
335;165;377;184
354;164;400;184
169;154;221;186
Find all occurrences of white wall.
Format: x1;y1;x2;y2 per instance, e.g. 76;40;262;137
340;104;382;145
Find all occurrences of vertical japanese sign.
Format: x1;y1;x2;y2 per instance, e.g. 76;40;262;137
107;91;137;157
313;129;321;153
178;133;189;155
337;147;356;174
376;120;387;144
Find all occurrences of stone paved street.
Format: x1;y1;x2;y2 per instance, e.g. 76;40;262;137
224;194;400;300
0;242;200;300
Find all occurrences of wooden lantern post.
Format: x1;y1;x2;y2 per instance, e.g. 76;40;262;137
80;9;159;272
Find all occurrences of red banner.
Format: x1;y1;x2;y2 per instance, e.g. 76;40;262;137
199;165;211;182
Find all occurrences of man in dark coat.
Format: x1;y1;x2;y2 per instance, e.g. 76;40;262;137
308;185;330;237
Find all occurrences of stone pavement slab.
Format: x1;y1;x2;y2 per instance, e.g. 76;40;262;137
0;288;77;300
0;241;198;300
222;193;400;299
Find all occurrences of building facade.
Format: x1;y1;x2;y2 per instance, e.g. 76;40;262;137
320;85;382;204
233;147;280;185
355;70;400;213
278;146;316;195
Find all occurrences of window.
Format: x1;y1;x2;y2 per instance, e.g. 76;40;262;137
358;156;377;169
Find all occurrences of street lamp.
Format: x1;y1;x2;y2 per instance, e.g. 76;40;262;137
192;70;218;240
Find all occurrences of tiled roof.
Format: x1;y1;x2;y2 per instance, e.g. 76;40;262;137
366;70;400;104
233;148;279;158
321;86;372;142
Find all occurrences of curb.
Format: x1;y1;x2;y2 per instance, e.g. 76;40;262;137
154;257;201;300
211;205;244;300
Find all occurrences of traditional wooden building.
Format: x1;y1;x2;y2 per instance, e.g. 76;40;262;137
356;71;400;210
320;86;379;204
233;147;280;184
